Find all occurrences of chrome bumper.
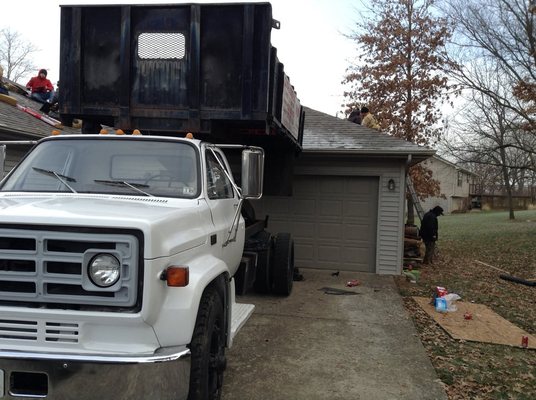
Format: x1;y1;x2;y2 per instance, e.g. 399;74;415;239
0;347;190;399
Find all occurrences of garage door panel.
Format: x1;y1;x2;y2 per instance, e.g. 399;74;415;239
346;179;375;194
295;243;315;262
318;223;345;239
318;245;343;262
291;199;316;215
344;224;374;241
318;200;343;217
319;178;345;194
258;176;378;272
292;222;317;239
343;201;372;218
342;247;370;262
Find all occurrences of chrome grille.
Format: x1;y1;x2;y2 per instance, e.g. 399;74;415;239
0;228;139;310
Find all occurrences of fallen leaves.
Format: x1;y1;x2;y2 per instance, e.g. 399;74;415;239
397;210;536;399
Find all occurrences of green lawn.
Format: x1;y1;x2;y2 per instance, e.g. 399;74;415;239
396;210;536;400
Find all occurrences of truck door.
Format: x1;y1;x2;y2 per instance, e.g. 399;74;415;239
204;148;243;271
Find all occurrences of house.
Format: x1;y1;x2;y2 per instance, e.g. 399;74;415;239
0;89;80;175
252;107;435;275
0;97;435;275
419;155;477;214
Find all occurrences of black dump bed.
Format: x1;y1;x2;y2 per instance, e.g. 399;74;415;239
59;3;303;150
59;3;303;194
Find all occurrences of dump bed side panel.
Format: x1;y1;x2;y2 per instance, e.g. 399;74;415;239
59;3;303;150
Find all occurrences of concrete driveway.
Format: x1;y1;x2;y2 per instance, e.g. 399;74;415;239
222;268;447;400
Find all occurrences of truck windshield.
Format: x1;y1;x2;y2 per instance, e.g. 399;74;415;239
1;138;200;198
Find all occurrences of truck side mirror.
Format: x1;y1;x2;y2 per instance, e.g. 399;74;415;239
241;148;264;199
0;145;5;180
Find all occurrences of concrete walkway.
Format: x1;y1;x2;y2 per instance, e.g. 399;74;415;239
222;268;447;400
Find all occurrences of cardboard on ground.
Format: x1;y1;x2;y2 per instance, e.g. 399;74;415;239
413;296;536;349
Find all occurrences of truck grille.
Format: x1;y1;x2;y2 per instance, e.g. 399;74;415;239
0;227;140;311
0;319;79;344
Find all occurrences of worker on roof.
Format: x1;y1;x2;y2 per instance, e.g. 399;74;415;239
0;65;8;95
26;69;54;110
360;106;380;130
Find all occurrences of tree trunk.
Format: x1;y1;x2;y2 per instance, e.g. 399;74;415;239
499;147;515;220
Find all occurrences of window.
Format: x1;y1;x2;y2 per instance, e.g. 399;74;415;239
206;151;233;199
138;32;186;60
457;171;463;187
1;139;199;199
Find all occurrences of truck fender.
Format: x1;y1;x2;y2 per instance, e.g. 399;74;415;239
148;255;231;348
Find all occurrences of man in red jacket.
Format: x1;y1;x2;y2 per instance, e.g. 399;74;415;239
26;69;54;105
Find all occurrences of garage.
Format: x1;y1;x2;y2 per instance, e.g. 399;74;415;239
253;107;435;275
257;175;378;272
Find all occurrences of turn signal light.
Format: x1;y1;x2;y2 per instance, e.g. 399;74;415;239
162;266;189;287
116;129;125;135
185;132;194;139
132;129;142;135
99;128;108;135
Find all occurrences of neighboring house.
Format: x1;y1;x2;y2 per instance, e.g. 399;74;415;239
0;90;80;175
253;107;435;275
419;155;478;214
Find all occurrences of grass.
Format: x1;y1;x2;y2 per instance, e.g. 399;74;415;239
396;210;536;400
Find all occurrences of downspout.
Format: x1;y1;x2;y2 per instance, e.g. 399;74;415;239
0;145;5;180
405;154;414;225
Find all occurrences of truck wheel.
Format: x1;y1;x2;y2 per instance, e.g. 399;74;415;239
188;288;226;400
271;233;294;296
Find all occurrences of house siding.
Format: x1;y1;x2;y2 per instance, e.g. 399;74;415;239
420;156;474;214
2;147;30;177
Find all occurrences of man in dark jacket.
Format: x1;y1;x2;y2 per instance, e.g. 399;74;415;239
420;206;444;264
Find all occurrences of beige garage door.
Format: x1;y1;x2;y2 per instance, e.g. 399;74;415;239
260;175;379;272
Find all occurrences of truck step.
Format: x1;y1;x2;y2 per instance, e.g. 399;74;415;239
230;302;255;344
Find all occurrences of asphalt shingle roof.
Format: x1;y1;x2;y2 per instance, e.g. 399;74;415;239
0;91;80;139
302;107;435;161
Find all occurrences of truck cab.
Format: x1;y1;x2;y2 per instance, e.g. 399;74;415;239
0;133;279;399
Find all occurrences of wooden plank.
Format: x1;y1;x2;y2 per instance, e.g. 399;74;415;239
474;260;510;274
413;296;536;349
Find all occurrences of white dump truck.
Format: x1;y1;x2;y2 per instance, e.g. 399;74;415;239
0;2;303;398
0;133;294;399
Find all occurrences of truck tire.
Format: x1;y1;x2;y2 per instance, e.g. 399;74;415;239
253;245;272;293
188;287;226;400
271;233;294;296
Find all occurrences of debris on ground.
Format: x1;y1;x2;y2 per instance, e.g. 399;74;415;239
345;279;360;287
413;296;536;349
318;287;360;295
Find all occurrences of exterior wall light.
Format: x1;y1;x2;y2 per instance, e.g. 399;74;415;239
387;179;395;191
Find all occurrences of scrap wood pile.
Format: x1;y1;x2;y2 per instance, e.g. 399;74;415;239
402;224;423;282
404;224;423;263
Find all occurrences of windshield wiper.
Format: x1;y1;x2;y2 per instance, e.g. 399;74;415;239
32;167;77;193
94;180;153;197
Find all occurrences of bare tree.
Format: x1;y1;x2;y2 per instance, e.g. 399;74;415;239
0;28;38;83
443;62;531;219
441;0;536;217
443;0;536;132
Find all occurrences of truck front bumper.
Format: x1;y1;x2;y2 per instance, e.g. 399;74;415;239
0;347;190;399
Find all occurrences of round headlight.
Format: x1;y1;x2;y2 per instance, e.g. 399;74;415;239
88;253;120;288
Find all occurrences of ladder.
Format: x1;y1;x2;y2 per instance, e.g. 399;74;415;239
407;177;424;222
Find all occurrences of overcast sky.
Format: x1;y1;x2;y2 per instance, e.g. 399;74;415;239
2;0;360;117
